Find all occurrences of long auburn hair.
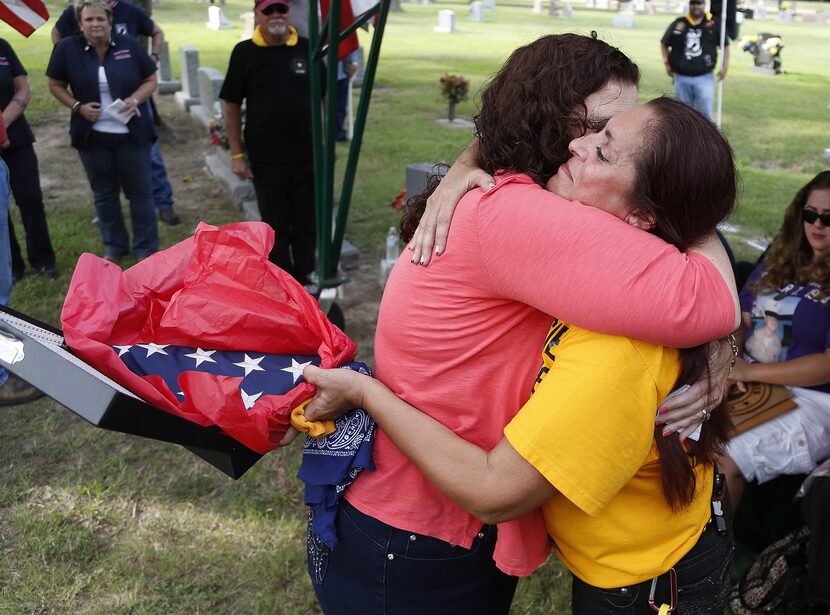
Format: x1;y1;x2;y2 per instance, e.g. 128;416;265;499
401;33;640;241
632;97;736;510
750;170;830;298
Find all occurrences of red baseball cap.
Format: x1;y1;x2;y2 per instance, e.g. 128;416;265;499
255;0;290;10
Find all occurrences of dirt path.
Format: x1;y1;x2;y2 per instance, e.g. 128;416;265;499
33;94;382;363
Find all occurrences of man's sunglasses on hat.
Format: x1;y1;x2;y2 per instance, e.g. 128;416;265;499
261;3;289;14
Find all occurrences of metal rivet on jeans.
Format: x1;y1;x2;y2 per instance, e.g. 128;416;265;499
409;534;417;541
387;553;395;560
477;532;484;539
620;587;629;594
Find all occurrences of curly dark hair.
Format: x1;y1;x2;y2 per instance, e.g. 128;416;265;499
401;33;639;242
750;171;830;298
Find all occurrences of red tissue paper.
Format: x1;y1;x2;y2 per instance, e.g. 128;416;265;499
61;221;356;454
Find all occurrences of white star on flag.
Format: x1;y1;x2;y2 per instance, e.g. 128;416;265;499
138;343;169;357
240;388;263;410
281;358;313;384
233;353;266;376
184;348;217;367
114;345;132;356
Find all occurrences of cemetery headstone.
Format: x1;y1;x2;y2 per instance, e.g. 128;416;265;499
549;0;561;16
434;9;456;32
174;45;200;111
482;0;495;9
190;66;225;127
352;46;365;88
595;0;610;9
206;5;231;29
240;11;255;39
755;0;767;18
156;41;181;94
469;1;484;21
290;0;309;38
613;0;636;26
532;0;543;13
563;0;573;16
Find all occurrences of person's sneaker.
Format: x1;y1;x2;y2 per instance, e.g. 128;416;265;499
158;208;180;226
0;373;44;406
35;266;58;279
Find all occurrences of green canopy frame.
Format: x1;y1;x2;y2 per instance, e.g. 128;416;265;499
307;0;391;289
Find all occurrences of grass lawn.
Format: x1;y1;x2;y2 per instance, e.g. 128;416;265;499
0;1;828;612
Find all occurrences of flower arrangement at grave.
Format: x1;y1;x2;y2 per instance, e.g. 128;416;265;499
208;118;229;150
439;74;469;122
741;34;784;73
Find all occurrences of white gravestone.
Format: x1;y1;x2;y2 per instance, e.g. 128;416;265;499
595;0;610;9
206;5;231;29
613;0;636;26
190;66;225;127
563;1;573;16
240;11;255;40
469;1;484;20
482;0;495;9
434;9;456;32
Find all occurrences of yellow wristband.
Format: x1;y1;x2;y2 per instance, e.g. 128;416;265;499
231;153;245;160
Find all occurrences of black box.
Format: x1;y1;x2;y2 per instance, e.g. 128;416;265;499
0;305;262;479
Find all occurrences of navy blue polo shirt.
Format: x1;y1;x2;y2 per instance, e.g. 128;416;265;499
0;38;35;149
46;34;156;150
55;1;153;39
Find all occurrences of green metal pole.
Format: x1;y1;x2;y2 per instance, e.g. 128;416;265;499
307;1;324;284
331;0;390;268
319;0;342;283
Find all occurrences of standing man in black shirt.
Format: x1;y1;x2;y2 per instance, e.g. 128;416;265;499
660;0;729;119
220;0;318;286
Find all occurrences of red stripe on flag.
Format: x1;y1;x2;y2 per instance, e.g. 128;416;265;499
319;0;359;61
0;0;49;37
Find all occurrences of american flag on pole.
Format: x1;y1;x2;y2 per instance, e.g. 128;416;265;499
0;0;49;37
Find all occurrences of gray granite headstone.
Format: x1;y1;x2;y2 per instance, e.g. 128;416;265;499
190;66;225;127
482;0;495;9
290;0;309;38
174;45;200;111
351;46;365;88
469;1;484;21
157;41;181;94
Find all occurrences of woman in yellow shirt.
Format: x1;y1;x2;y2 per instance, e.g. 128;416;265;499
300;98;736;614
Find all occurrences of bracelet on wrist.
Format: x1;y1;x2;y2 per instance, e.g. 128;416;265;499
726;333;738;370
72;100;81;114
129;96;140;106
231;152;246;160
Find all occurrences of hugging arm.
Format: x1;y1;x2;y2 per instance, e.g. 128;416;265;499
408;140;495;266
301;365;556;524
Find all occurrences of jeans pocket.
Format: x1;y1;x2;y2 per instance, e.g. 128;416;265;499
307;510;330;587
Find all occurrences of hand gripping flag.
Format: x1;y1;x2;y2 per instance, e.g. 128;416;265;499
61;222;357;454
0;0;49;37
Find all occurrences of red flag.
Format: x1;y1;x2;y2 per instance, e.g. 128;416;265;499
61;222;357;454
0;0;49;37
319;0;359;61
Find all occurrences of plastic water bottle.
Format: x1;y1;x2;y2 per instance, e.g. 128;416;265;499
385;226;399;262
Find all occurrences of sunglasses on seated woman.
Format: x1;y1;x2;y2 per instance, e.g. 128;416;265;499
261;3;289;14
803;208;830;226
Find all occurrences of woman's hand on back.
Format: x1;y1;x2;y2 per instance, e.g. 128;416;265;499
657;338;734;440
409;145;495;266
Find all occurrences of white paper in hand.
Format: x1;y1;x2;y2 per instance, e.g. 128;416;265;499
104;98;139;125
657;383;702;442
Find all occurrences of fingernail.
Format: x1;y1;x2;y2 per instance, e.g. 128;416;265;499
679;434;687;443
419;257;425;265
658;406;668;414
410;256;416;263
487;182;495;190
407;243;414;250
662;429;673;437
655;419;663;426
435;245;442;255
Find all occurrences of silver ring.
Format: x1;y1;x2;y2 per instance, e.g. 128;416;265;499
701;409;711;422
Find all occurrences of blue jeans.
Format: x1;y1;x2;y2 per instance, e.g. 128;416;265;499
150;141;174;211
571;523;734;614
146;104;174;212
78;132;158;257
674;73;715;120
0;159;12;386
308;500;518;615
